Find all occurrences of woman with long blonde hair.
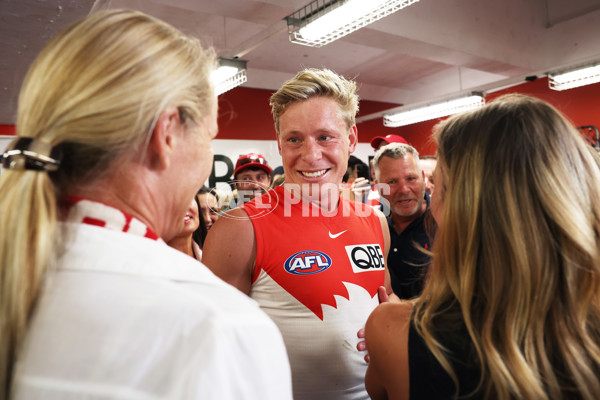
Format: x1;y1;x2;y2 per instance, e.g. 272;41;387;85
0;9;291;400
365;94;600;399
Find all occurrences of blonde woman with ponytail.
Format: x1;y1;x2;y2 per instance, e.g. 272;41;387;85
365;94;600;399
0;9;291;400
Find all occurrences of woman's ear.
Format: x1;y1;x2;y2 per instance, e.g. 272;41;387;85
147;107;182;170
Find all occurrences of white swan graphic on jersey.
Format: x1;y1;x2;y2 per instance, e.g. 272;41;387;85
250;271;379;352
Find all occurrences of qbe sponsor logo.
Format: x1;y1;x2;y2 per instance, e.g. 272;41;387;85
345;244;385;273
284;250;332;275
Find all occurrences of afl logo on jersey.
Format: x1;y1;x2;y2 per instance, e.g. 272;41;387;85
284;250;332;275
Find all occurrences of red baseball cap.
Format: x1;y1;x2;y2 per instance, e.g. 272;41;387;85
370;134;408;149
234;153;272;177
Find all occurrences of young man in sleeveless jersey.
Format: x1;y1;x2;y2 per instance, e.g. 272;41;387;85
203;69;394;400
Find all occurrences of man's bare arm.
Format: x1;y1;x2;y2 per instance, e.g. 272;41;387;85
202;208;256;295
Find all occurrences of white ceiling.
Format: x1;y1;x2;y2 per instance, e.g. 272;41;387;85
1;0;600;124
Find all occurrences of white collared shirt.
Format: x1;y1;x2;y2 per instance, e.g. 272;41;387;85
13;200;292;400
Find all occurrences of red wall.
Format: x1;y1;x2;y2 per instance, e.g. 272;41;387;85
0;125;15;135
215;87;402;142
3;77;599;156
215;77;600;156
216;87;276;141
374;77;600;155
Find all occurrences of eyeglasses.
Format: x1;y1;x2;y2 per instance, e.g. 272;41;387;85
237;156;268;167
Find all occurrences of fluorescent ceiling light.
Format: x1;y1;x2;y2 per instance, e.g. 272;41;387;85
383;92;485;127
211;58;247;96
548;63;600;91
286;0;419;47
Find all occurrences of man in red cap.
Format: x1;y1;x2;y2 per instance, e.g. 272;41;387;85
233;152;272;204
369;134;407;151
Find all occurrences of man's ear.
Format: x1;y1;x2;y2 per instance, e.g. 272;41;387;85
348;125;358;153
148;107;181;170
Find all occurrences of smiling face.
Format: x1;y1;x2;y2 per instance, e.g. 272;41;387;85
376;153;425;219
277;96;357;194
180;198;200;236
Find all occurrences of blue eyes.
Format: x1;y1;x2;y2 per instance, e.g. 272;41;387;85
284;134;333;143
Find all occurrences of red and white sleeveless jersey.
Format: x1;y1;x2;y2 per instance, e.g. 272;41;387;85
244;185;385;400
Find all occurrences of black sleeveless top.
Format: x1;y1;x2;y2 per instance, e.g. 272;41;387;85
408;319;483;399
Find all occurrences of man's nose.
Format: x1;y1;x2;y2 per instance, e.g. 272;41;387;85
398;180;411;193
301;138;322;163
247;180;261;189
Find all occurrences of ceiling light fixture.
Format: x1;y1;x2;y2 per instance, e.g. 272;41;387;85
286;0;419;47
211;58;247;96
383;92;485;127
548;62;600;91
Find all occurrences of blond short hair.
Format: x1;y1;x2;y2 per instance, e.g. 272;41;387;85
269;68;359;133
